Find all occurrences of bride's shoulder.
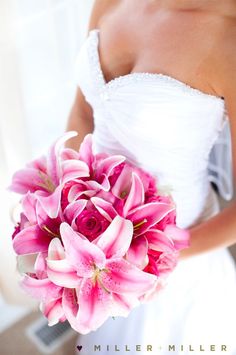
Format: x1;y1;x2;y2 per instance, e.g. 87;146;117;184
210;9;236;84
211;11;236;115
88;0;121;31
216;13;236;61
198;5;235;100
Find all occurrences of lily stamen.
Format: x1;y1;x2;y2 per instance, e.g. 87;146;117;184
91;267;110;293
133;219;148;230
38;171;56;193
42;225;60;238
120;191;128;199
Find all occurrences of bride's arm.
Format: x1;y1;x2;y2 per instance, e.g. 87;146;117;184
65;88;93;151
65;0;118;150
180;35;236;259
180;199;236;259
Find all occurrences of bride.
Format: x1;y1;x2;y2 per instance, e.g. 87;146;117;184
66;0;236;354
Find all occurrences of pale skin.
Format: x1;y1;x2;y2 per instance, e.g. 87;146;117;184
66;0;236;260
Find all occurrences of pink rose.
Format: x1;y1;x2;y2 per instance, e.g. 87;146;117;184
75;207;110;241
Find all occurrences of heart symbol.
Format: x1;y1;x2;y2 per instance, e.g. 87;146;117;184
77;345;83;352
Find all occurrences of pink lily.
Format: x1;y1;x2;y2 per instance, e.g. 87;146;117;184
9;132;90;218
46;220;156;333
19;252;67;326
78;134;126;192
164;224;190;251
90;173;175;236
111;162;158;199
12;195;62;255
40;298;66;326
9;131;84;194
90;175;177;271
13;189;112;256
21;253;62;302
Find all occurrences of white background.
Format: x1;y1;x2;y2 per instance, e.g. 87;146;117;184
0;0;94;313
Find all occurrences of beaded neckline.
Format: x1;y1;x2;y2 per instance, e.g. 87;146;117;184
88;29;224;102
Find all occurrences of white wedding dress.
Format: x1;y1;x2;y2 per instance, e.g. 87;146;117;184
74;29;236;355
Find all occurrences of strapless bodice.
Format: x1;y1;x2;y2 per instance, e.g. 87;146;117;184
75;29;227;228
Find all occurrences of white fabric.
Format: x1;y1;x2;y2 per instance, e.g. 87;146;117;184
208;119;234;201
75;29;236;354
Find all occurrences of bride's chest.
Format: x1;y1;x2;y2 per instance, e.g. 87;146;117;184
97;11;216;93
75;29;226;155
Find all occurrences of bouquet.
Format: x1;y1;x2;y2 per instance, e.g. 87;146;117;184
9;131;189;334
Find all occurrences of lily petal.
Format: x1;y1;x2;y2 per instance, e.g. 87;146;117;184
48;238;65;260
164;224;190;251
145;229;175;253
27;155;47;172
41;298;65;327
61;159;90;184
36;185;62;219
21;275;62;301
95;216;133;259
47;259;80;288
62;288;90;335
126;236;149;270
35;252;48;279
35;199;62;232
13;225;51;255
123;173;144;217
9;168;48;194
78;134;93;169
111;293;140;317
64;199;87;226
96;155;126;178
67;181;93;202
21;193;37;223
47;131;78;186
46;238;80;288
128;202;175;235
91;197;117;222
76;278;112;333
101;259;156;295
16;254;38;275
111;164;133;198
85;176;110;192
61;148;80;160
158;252;178;275
60;223;106;277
